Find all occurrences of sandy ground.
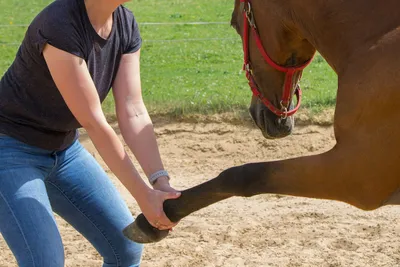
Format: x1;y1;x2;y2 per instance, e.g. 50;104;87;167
1;119;400;267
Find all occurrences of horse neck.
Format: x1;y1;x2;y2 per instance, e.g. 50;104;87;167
290;0;400;75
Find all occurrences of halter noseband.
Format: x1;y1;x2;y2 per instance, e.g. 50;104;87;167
240;0;314;118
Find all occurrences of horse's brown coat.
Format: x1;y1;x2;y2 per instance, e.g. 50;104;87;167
124;0;400;243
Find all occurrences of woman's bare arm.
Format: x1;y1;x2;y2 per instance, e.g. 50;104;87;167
112;50;173;189
43;44;178;229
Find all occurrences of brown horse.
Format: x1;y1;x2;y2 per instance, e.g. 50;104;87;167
124;0;400;243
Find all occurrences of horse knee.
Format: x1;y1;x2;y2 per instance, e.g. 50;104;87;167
353;198;382;211
350;187;387;211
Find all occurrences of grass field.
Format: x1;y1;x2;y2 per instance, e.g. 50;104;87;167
0;0;337;118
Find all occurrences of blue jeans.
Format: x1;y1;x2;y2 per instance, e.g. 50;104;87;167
0;135;143;267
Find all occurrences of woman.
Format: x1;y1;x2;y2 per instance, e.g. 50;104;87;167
0;0;180;266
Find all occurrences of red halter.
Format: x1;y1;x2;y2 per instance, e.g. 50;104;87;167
241;0;313;118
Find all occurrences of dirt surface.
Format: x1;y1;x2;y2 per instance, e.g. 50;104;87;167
1;120;400;267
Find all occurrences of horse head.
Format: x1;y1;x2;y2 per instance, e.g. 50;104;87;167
231;0;316;138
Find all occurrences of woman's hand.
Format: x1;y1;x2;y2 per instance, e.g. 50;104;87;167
136;185;181;230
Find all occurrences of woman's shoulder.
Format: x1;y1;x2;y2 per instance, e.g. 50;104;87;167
116;5;142;54
119;5;135;17
117;5;139;27
27;0;88;58
30;0;81;27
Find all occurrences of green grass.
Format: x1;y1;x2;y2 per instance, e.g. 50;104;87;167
0;0;337;118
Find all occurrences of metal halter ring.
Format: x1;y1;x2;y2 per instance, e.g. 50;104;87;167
280;101;289;119
245;3;256;28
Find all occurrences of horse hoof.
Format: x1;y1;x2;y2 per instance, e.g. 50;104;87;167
123;213;169;243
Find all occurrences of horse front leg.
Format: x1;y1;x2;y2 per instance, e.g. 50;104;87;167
124;144;396;243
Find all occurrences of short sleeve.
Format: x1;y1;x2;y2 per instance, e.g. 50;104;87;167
29;1;86;59
36;26;86;59
123;13;142;54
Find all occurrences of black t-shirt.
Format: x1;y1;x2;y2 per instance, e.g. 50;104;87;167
0;0;142;150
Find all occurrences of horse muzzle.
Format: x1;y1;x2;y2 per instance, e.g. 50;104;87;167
249;100;294;139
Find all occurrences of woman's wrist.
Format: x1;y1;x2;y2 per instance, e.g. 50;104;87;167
152;176;170;188
148;170;170;185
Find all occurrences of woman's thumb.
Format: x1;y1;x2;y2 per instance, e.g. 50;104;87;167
164;191;181;200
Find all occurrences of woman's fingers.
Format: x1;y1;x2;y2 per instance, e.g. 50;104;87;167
152;191;181;229
143;190;181;230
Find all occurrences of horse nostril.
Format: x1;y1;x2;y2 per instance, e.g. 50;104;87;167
275;117;292;132
282;123;291;133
